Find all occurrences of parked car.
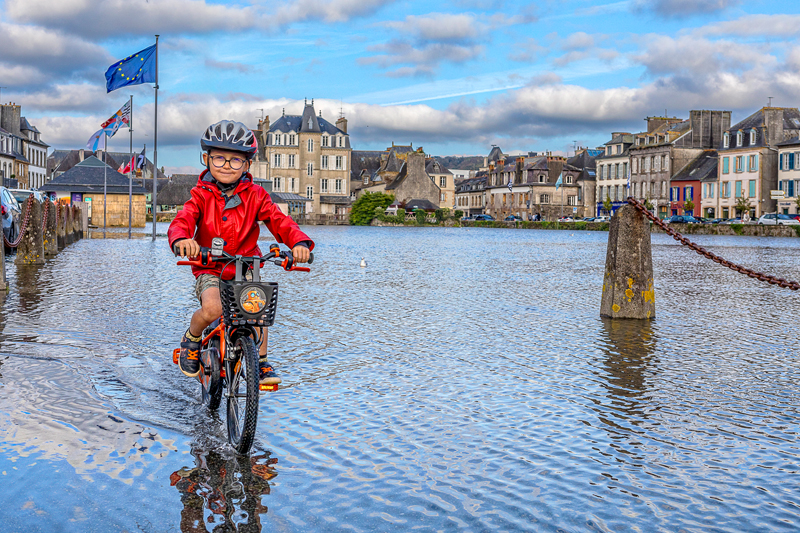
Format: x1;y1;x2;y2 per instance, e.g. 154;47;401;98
504;215;522;221
706;218;724;224
558;216;575;222
757;213;800;225
473;214;494;221
720;218;742;224
8;189;45;204
0;186;22;248
665;215;700;224
460;215;474;221
594;215;611;222
582;217;596;222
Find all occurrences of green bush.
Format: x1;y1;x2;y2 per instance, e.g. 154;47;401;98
454;210;464;220
730;223;744;235
349;192;395;225
397;208;406;219
414;209;426;224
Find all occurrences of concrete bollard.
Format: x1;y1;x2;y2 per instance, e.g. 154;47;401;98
15;197;45;266
56;204;66;248
65;204;75;245
0;240;6;291
43;200;58;257
600;205;656;319
71;206;80;241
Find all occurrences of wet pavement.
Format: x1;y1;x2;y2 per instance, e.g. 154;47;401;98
1;223;799;532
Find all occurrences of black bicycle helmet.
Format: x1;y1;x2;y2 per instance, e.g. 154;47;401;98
200;120;258;158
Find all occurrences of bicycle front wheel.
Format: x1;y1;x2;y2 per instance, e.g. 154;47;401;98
226;336;260;454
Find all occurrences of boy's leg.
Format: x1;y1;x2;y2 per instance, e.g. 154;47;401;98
179;277;222;378
258;326;281;386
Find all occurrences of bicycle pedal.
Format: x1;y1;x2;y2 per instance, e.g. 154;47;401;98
172;348;180;364
259;384;279;392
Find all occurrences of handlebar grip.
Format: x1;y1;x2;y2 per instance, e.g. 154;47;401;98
307;252;314;265
290;266;311;272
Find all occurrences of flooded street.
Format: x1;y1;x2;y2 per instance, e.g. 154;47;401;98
1;224;799;532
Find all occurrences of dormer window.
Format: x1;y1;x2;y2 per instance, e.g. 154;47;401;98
308;118;313;129
723;132;730;149
750;128;757;145
736;131;743;147
322;135;329;147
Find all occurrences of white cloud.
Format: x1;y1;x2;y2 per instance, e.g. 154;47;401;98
8;83;110;112
5;0;263;38
700;15;800;37
385;13;481;42
269;0;392;25
360;41;484;77
634;0;740;17
562;32;595;51
204;59;255;74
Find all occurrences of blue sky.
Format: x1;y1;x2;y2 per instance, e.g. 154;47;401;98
2;0;799;173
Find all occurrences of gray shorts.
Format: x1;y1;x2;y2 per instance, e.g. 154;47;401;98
195;271;252;303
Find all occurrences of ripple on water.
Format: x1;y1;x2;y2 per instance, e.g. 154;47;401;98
0;227;798;531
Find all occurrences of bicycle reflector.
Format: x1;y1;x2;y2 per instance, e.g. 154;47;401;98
211;237;224;256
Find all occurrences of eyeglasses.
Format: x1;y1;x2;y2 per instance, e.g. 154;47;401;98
209;155;247;170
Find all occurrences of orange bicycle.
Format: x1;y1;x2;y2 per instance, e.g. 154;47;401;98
173;238;312;453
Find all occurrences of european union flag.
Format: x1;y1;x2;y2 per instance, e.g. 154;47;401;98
105;44;156;92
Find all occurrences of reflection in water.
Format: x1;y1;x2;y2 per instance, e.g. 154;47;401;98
14;265;46;314
170;447;276;533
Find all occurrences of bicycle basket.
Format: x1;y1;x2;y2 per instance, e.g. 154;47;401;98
219;280;278;327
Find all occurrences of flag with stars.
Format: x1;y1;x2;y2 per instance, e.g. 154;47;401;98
105;44;156;92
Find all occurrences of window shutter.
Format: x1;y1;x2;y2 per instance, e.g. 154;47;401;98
780;154;784;170
790;153;795;170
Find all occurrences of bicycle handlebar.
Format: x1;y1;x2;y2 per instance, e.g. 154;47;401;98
176;243;313;273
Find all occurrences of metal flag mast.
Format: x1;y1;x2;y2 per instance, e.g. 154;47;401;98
152;34;159;241
103;131;107;238
129;94;133;239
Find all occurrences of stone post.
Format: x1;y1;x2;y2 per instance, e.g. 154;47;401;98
0;240;6;291
56;204;66;248
65;205;74;245
43;200;58;257
72;205;80;241
15;197;45;266
600;205;655;319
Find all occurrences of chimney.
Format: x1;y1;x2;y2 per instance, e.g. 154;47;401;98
79;149;85;162
0;103;21;136
336;116;348;134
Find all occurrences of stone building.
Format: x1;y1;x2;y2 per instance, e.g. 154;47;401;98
253;99;351;217
776;137;800;215
455;174;487;216
595;133;634;215
0;127;15;187
361;150;441;208
44;155;147;226
630;110;731;219
0;104;48;189
672;150;717;217
712;107;800;219
425;158;454;209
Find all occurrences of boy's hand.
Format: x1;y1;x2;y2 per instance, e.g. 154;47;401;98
292;245;310;263
175;239;201;258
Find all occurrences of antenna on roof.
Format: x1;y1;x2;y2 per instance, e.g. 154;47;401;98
282;108;285;117
768;96;774;107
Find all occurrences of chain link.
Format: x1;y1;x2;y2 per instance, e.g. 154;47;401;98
3;193;34;248
627;197;800;290
41;198;49;232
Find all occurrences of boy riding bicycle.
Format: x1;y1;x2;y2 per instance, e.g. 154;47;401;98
169;120;314;385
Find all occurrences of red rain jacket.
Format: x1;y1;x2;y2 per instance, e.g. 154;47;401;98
168;171;314;278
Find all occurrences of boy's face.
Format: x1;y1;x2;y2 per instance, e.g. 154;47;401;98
203;148;251;184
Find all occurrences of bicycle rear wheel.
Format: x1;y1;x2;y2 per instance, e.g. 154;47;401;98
226;336;260;454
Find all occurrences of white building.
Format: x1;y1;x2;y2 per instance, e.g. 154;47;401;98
776;137;800;215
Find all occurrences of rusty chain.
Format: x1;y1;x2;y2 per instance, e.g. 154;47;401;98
41;197;49;232
627;197;800;291
3;193;34;248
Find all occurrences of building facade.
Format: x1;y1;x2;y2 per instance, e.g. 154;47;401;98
776;137;800;215
425;158;454;209
0;104;48;190
671;150;717;217
255;100;351;216
595;133;633;215
454;175;486;216
713;107;800;219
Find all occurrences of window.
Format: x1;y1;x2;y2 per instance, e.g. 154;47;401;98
335;179;343;193
566;175;573;184
723;157;730;174
274;134;281;146
306;186;313;199
735;181;742;198
273;153;281;168
273;177;281;191
662;155;668;172
338;136;344;148
723;133;730;149
440;176;446;187
307;162;313;176
283;134;287;145
322;135;329;147
307;139;313;152
321;179;329;192
614;164;619;179
568;195;578;206
288;154;296;168
614;185;619;201
623;162;628;178
721;182;730;198
654;157;660;172
644;157;651;172
735;156;743;172
290;177;296;192
671;187;679;201
335;155;343;170
736;131;743;147
441;193;446;202
540;194;550;204
616;145;621;154
321;155;329;169
748;154;757;171
538;175;545;183
750;129;757;145
633;158;638;173
289;134;296;145
749;180;756;197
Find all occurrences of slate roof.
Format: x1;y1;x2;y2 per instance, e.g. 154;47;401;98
603;133;634;146
455;176;486;193
45;156;147;194
568;149;600;181
319;195;351;205
350;150;383;182
270;192;311;203
425;159;452;175
777;136;800;147
671;150;719;183
157;174;198;206
404;199;438;211
720;108;800;151
268;103;346;138
384;161;407;190
487;146;505;164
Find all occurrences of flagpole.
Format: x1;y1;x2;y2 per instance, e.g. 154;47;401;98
129;94;133;239
103;131;107;238
152;34;159;241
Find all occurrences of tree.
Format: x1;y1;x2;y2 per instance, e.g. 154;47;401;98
735;195;752;217
414;209;426;224
603;195;613;214
349;192;395;225
683;200;695;215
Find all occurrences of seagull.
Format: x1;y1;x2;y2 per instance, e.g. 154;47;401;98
360;258;367;268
